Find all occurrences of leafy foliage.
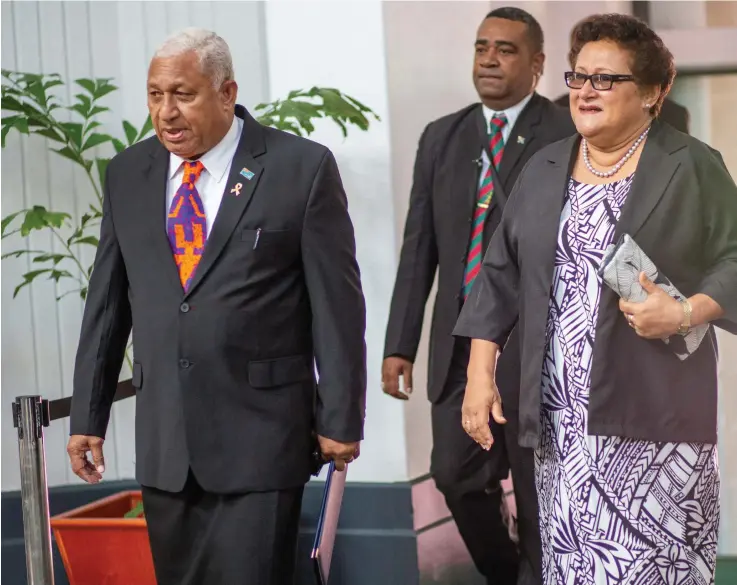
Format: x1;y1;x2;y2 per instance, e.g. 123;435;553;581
1;70;153;302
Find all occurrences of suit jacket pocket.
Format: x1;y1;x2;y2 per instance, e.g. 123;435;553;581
248;354;314;389
132;361;143;390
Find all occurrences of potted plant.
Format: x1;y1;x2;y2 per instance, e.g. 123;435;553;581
2;69;379;585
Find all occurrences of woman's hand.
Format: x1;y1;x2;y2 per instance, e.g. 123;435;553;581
619;272;684;339
461;372;506;451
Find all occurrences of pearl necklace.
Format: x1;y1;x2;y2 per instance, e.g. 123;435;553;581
583;125;650;178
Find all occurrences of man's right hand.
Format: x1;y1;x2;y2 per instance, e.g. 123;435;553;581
381;356;414;400
67;435;105;484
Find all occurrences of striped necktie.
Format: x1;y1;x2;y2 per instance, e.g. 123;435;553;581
462;114;507;300
166;160;207;291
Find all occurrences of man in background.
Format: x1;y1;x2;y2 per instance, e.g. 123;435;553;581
67;28;366;585
382;8;575;585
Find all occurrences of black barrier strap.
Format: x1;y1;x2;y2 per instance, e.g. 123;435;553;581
45;379;136;422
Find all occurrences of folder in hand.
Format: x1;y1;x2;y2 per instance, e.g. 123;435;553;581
311;460;347;585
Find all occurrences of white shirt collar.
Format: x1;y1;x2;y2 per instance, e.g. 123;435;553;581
481;92;534;134
168;115;241;183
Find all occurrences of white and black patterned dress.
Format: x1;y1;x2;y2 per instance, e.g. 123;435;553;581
535;176;720;585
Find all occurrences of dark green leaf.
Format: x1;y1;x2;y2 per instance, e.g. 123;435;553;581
1;249;45;259
71;235;99;247
136;115;154;141
32;253;70;265
122;120;137;145
43;78;64;91
96;158;110;191
26;80;47;107
82;132;112;151
51;145;84;166
1;123;11;147
1;95;25;112
32;127;66;143
75;78;96;96
59;122;83;148
1;210;25;236
49;269;74;282
111;138;126;154
13;269;51;298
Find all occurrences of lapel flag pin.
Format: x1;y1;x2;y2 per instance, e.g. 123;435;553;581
240;167;255;180
231;183;243;196
517;135;525;145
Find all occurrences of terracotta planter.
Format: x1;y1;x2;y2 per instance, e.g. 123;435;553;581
50;490;156;585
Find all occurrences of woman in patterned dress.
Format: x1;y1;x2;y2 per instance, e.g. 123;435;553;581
453;14;737;585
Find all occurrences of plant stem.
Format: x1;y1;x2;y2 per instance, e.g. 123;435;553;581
50;227;89;286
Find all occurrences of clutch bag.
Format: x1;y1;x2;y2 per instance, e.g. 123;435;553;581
598;233;707;360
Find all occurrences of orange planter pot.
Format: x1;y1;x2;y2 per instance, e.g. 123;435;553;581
50;490;156;585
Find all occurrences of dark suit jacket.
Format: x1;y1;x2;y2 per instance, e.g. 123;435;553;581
70;106;367;494
454;120;737;448
384;93;576;404
554;94;690;134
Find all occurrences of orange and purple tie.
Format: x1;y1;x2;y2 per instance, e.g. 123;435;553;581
167;161;207;291
462;114;507;300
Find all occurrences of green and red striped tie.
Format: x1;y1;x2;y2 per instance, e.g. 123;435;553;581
462;114;507;300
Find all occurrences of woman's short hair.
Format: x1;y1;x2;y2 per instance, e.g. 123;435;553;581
568;14;676;117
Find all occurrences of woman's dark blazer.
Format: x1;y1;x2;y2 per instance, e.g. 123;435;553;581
453;119;737;448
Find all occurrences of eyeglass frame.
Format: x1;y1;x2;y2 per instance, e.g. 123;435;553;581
564;71;636;91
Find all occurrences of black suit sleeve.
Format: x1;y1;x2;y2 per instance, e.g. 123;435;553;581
452;163;526;347
301;150;367;443
70;164;132;438
383;125;439;361
696;146;737;331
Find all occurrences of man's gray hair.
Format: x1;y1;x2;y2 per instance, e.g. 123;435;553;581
154;28;234;88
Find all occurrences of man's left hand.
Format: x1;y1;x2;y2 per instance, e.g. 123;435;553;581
317;436;360;471
619;272;684;339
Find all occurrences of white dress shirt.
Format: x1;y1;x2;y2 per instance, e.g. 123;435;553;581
166;115;243;235
477;92;534;188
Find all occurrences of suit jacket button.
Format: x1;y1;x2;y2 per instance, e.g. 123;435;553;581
180;302;190;313
179;359;191;369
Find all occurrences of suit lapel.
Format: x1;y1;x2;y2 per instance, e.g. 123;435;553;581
184;106;266;297
453;105;486;222
538;135;579;288
613;121;685;240
142;144;184;295
497;93;544;188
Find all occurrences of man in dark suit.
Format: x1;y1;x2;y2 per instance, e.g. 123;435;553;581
66;28;366;585
381;8;575;585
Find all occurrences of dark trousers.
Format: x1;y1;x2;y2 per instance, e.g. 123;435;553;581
141;469;304;585
503;412;541;585
430;339;519;585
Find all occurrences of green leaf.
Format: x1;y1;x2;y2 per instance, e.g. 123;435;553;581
49;269;74;282
136;115;154;141
18;206;71;236
26;80;48;108
122;120;137;145
111;138;126;154
75;78;96;97
32;253;70;265
124;501;144;518
93;78;117;101
1;249;46;259
32;127;66;143
59;122;83;148
1;210;25;236
71;235;99;247
51;145;84;166
89;106;109;117
96;158;110;191
13;269;51;298
1;95;25;112
82;132;112;151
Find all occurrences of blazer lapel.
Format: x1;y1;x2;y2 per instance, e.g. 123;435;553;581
614;121;685;240
537;135;579;288
184;106;266;297
497;92;544;189
142;143;184;295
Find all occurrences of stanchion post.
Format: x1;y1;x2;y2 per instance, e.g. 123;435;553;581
12;395;55;585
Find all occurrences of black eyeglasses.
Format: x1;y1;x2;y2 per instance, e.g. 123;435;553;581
564;71;635;91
